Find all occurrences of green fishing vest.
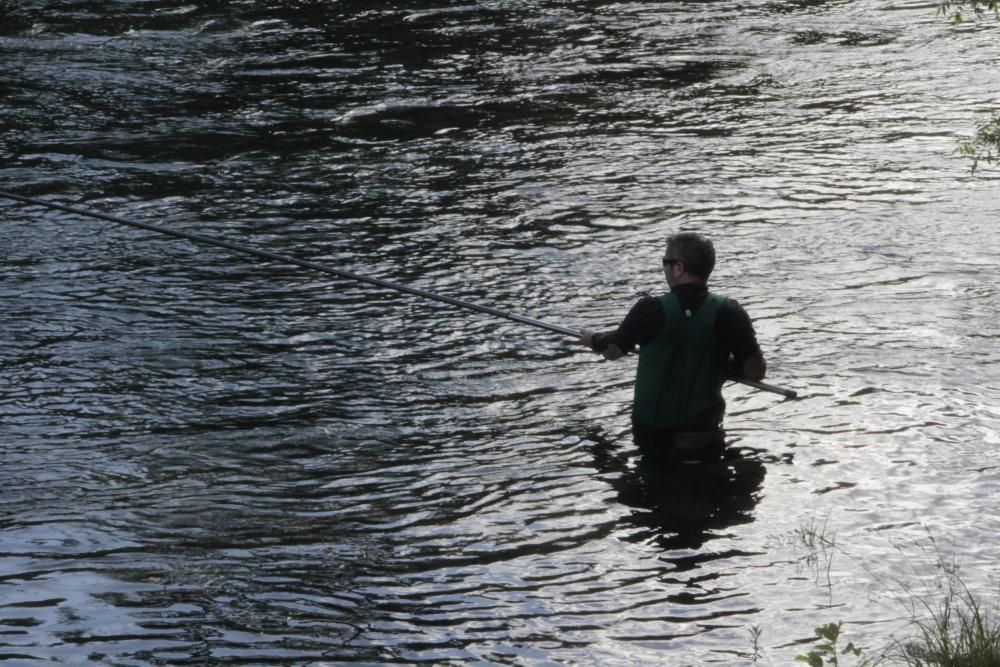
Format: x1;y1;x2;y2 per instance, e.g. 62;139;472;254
633;292;728;432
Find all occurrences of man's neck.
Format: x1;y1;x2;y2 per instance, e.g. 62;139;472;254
670;279;707;290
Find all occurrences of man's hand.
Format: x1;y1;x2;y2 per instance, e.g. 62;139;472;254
743;354;767;381
580;328;625;361
601;344;624;361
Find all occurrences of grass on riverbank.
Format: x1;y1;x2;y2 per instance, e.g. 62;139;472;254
771;524;1000;666
891;574;1000;666
793;586;1000;666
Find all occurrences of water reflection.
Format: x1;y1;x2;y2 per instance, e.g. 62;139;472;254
591;431;766;551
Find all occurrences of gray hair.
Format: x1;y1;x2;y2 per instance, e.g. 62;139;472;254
666;232;715;280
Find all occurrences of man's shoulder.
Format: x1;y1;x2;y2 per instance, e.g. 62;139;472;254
631;292;667;312
712;293;755;333
710;291;746;313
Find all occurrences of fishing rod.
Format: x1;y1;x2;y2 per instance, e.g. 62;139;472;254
0;191;797;399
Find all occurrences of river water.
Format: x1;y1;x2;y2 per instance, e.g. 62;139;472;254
2;1;999;665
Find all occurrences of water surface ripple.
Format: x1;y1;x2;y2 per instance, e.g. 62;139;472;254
2;0;999;664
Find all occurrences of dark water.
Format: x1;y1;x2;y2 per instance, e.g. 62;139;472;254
2;1;999;664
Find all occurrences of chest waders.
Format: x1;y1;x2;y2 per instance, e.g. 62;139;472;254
633;292;728;432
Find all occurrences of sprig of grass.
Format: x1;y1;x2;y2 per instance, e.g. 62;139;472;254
796;622;871;666
938;0;1000;23
749;625;764;663
958;115;1000;175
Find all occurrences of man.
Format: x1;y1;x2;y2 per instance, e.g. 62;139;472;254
580;232;766;460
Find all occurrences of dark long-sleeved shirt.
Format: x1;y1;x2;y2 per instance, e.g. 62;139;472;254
591;283;763;378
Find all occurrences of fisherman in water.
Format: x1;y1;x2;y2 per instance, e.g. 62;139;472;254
580;231;766;465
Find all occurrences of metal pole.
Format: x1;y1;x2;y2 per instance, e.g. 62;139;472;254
0;191;797;399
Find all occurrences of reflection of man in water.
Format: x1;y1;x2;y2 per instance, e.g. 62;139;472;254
590;433;767;549
580;232;768;545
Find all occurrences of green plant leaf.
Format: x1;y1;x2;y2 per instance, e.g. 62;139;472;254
795;652;824;667
816;622;842;642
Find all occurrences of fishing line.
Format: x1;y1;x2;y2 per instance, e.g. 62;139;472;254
0;191;796;398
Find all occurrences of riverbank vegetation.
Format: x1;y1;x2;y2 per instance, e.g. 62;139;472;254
793;582;1000;666
777;524;1000;666
893;581;1000;666
938;0;1000;173
958;116;1000;174
939;0;999;23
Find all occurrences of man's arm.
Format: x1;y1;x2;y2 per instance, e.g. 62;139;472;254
579;296;663;361
720;297;766;380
